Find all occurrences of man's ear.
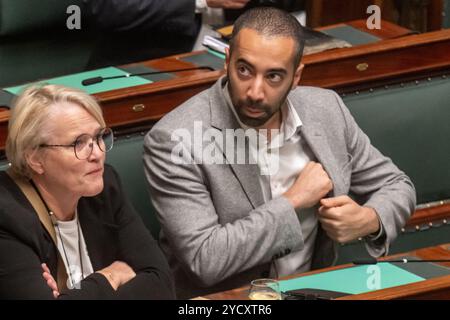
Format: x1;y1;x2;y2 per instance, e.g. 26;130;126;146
291;63;304;89
224;47;230;72
26;149;45;175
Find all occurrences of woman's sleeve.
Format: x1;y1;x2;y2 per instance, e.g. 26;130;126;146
0;229;115;299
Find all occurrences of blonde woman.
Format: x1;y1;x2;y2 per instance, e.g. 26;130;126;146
0;84;174;299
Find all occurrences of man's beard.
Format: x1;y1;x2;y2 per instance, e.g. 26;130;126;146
227;71;293;128
235;99;277;127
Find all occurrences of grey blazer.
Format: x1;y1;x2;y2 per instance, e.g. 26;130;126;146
143;76;416;299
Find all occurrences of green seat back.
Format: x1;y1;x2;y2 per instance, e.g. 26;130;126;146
444;0;450;29
0;0;81;36
337;224;450;264
337;77;450;262
342;77;450;205
106;133;160;238
0;0;93;87
0;35;93;87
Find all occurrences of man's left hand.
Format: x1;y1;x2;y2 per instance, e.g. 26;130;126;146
318;196;380;244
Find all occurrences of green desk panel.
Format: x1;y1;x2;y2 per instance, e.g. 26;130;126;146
279;263;424;295
322;25;381;46
4;67;152;96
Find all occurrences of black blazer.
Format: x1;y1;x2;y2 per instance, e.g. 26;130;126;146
0;165;175;299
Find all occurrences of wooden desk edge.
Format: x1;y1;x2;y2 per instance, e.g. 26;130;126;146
303;29;450;64
203;243;450;300
317;19;413;40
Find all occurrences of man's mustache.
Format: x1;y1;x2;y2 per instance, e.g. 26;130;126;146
239;100;269;111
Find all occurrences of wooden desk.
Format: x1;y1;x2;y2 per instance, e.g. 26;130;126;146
202;243;450;300
301;27;450;91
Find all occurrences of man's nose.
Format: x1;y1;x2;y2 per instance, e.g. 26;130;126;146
247;76;265;102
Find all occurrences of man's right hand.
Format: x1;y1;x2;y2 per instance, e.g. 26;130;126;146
97;261;136;291
283;161;333;209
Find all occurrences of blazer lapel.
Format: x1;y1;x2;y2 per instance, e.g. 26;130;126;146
229;162;266;209
294;104;344;197
209;77;266;208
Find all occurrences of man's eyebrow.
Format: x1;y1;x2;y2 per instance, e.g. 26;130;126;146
267;68;288;75
235;58;287;74
236;58;254;68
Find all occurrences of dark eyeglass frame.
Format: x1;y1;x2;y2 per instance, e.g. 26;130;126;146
39;127;114;160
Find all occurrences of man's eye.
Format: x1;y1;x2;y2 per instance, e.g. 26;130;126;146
267;73;283;83
237;65;250;76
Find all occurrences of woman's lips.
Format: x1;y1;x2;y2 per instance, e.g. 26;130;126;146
86;167;103;175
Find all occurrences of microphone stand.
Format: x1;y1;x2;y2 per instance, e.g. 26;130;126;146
353;258;450;265
82;66;215;86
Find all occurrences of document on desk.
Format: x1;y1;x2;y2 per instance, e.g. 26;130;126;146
202;35;229;55
279;264;425;295
4;67;152;95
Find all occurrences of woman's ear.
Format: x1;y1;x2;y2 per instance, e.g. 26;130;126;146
291;63;304;89
26;149;45;175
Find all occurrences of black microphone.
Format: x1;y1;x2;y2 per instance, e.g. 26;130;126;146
353;258;450;265
81;66;215;86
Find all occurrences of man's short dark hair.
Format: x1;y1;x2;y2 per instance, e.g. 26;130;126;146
230;7;305;67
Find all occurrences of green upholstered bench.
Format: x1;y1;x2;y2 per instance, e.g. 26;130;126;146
342;77;450;205
336;75;450;262
105;132;160;238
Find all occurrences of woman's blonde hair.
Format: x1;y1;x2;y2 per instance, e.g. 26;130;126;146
6;84;105;178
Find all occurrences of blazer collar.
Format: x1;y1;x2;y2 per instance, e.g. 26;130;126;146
208;76;266;208
210;76;241;131
290;92;343;197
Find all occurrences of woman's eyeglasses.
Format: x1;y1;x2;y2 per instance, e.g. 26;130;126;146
39;127;114;160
